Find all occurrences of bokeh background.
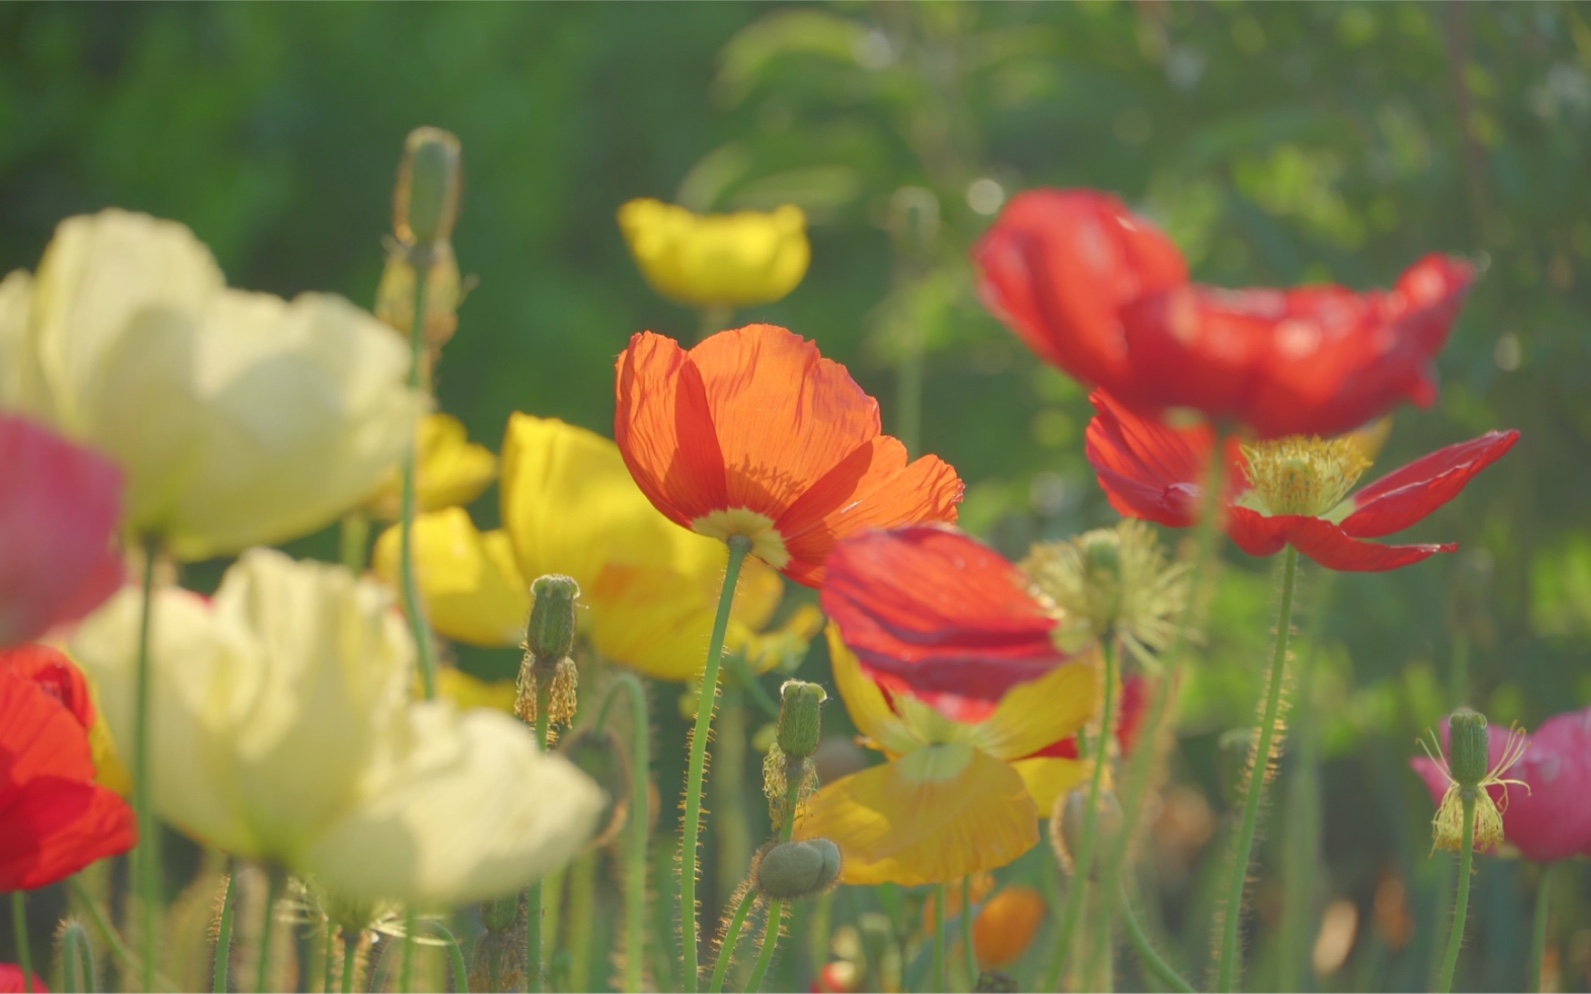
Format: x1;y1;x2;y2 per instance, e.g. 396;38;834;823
3;3;1589;990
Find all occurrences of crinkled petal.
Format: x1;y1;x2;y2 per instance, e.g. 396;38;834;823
1233;512;1451;571
1084;391;1216;528
1342;431;1519;539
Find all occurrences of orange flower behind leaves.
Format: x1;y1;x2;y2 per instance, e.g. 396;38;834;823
614;325;964;586
972;887;1047;969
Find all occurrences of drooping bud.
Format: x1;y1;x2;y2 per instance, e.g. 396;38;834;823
560;727;631;847
753;839;842;901
775;680;828;760
394;127;463;247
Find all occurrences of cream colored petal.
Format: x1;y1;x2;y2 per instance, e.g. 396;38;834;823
161;291;422;560
303;703;604;908
213;549;414;856
28;209;223;430
69;584;265;858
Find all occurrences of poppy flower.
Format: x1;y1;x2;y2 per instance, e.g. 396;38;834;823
617;200;810;309
0;415;123;648
1085;390;1518;572
614;325;964;587
363;413;496;520
71;548;604;907
793;627;1096;887
0;209;423;561
0;965;47;993
1;645;127;794
972;886;1048;969
1412;706;1591;862
974;188;1475;438
0;659;136;891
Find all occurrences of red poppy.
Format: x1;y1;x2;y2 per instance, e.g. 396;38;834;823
821;525;1068;701
1085;390;1518;572
1;644;97;730
0;965;48;993
0;415;124;648
613;325;964;587
0;663;136;891
1411;707;1591;862
974;188;1475;439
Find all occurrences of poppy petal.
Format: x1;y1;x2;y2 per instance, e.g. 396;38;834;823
1009;757;1089;813
1341;430;1519;538
795;744;1039;887
613;332;729;528
966;657;1098;762
1084;391;1215;527
821;527;1063;701
1278;516;1452;572
823;626;921;758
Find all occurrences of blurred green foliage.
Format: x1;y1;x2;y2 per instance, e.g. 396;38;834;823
4;2;1590;990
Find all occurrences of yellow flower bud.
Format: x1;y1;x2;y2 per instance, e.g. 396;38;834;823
616;199;809;308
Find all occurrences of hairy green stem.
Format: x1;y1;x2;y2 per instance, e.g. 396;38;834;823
708;888;759;994
745;899;785;993
1530;863;1553;992
212;874;233;994
715;694;752;925
1437;792;1477;993
421;920;470;993
1042;638;1120;991
60;921;95;994
732;771;805;992
1215;545;1300;992
1119;879;1194;994
679;536;751;991
567;850;597;992
525;684;552;992
399;264;438;701
11;892;32;994
339;929;359;994
255;868;284;994
596;674;651;994
400;907;416;993
66;877;175;993
323;920;337;994
960;875;978;987
132;536;161;994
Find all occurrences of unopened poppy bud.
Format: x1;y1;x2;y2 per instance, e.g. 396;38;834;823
525;574;579;665
753;839;842;901
776;679;827;760
560;727;629;846
394;126;462;247
1447;710;1490;788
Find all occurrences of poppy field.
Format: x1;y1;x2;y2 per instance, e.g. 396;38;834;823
2;4;1590;993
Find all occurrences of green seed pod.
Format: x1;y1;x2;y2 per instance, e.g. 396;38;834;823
753;839;842;901
1448;709;1491;788
394;126;462;246
776;680;827;760
526;575;580;665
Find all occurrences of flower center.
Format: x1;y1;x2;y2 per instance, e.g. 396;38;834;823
690;507;791;569
1239;436;1370;518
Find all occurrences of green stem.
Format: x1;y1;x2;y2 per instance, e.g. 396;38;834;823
60;921;95;994
1215;545;1300;992
525;683;552;993
132;535;161;994
715;694;752;928
567;850;597;992
421;920;470;993
708;888;759;994
213;874;233;994
1530;863;1553;992
323;920;337;994
744;900;785;993
960;875;978;988
339;511;371;574
595;675;651;994
11;892;33;994
255;868;284;994
399;260;439;701
1042;638;1120;991
66;877;176;992
1437;792;1477;993
339;929;359;994
1118;879;1195;994
400;907;416;993
807;892;834;981
933;882;947;994
679;536;751;991
1091;443;1229;991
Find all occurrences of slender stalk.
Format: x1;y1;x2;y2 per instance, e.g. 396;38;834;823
707;889;759;994
132;535;161;994
339;511;370;573
400;908;416;993
932;883;948;994
1215;545;1301;992
1437;792;1477;993
255;869;285;994
595;674;651;994
715;693;752;928
567;850;597;992
1090;444;1229;990
1042;638;1120;991
525;684;552;993
960;875;978;988
213;874;234;994
421;920;470;994
1119;879;1195;994
1530;863;1553;992
679;536;752;991
323;921;337;994
60;921;95;994
11;892;32;994
66;877;176;992
399;263;439;701
340;929;360;994
744;900;785;994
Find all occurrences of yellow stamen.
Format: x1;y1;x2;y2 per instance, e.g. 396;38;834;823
1419;724;1531;854
691;507;790;569
1239;436;1371;518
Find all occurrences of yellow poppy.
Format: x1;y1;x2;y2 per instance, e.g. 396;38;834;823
365;413;497;519
617;199;809;308
0;210;423;561
794;627;1096;887
71;548;603;908
436;667;518;714
373;415;818;680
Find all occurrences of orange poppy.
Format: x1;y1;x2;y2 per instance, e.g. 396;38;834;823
613;324;964;586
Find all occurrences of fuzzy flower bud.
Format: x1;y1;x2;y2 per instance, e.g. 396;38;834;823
515;575;581;733
1447;710;1490;788
776;680;827;760
1419;709;1530;855
753;839;842;901
394;127;462;247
